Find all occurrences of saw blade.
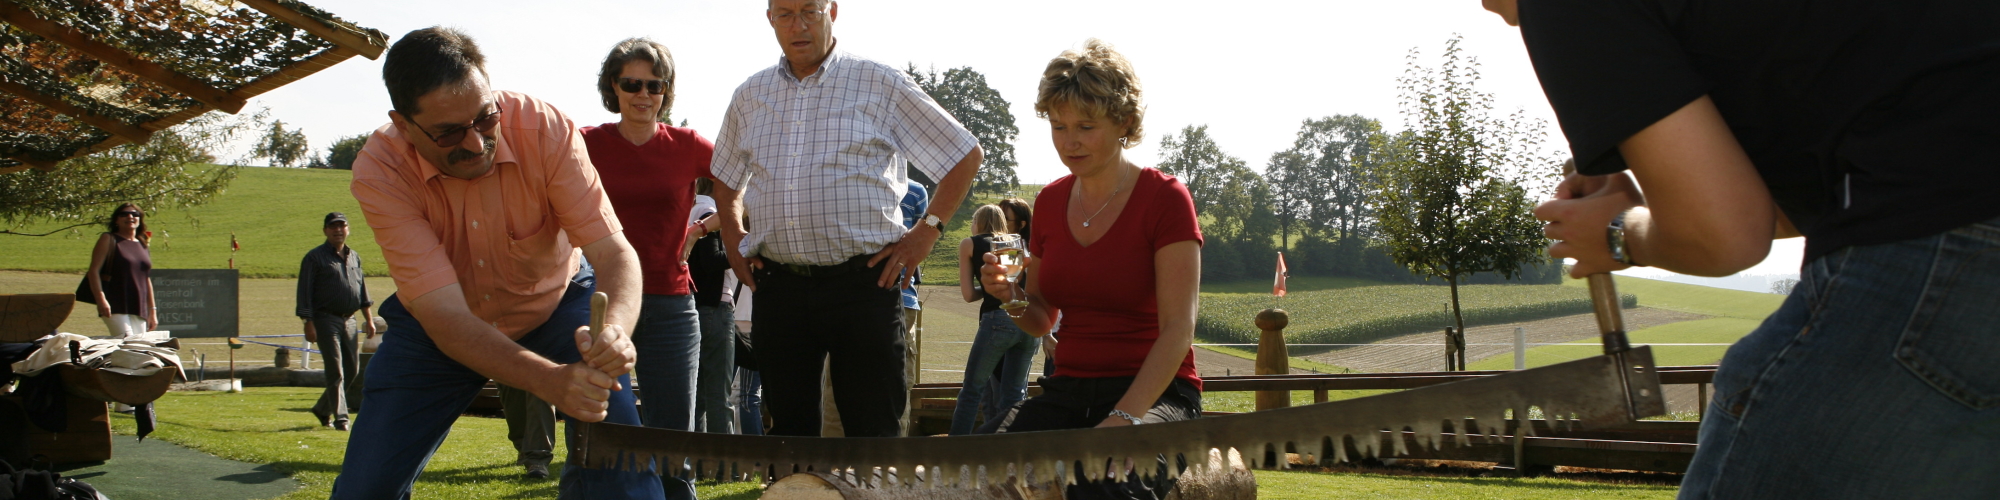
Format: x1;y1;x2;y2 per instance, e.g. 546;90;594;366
574;347;1664;487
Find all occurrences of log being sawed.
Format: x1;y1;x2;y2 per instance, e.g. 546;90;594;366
762;448;1255;500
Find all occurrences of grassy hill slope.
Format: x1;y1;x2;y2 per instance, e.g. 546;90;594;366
0;166;383;278
1468;275;1786;370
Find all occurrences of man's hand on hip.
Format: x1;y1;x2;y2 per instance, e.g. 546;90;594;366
871;222;941;289
575;323;636;379
721;226;762;292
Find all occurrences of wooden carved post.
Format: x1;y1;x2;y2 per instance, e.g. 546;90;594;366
1255;309;1290;411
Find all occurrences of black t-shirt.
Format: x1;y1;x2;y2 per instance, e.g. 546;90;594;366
969;233;1006;314
687;231;728;307
1520;0;2000;261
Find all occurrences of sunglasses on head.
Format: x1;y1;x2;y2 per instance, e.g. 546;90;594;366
617;78;668;95
407;108;502;148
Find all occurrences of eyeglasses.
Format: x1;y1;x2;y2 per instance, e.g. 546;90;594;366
115;211;142;218
768;8;827;27
406;108;502;148
617;78;668;95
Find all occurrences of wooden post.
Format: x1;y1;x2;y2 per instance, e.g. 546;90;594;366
1255;309;1290;411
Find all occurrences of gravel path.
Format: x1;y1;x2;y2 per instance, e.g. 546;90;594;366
1301;307;1709;373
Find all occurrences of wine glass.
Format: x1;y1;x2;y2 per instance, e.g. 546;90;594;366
990;234;1031;311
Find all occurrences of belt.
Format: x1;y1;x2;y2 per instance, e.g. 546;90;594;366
772;254;876;278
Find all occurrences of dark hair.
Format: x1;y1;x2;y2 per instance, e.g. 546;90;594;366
597;38;676;120
997;198;1032;232
382;27;487;117
106;202;149;248
695;177;714;196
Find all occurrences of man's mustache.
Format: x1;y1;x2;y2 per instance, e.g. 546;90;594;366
447;136;496;164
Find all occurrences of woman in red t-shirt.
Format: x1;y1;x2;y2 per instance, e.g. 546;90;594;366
978;39;1202;499
578;37;715;498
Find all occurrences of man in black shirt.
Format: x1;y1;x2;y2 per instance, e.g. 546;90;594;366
296;212;377;430
1486;1;2000;498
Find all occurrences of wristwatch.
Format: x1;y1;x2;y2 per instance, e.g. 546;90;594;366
920;213;943;231
1606;209;1638;266
1108;409;1145;426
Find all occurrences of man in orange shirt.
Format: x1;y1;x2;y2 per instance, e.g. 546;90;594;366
331;27;660;500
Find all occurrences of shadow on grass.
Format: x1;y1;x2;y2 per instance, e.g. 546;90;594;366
217;463;291;484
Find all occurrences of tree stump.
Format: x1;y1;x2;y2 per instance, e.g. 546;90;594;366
760;448;1256;500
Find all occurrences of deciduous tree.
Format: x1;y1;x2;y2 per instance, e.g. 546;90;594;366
908;64;1019;211
1367;36;1558;369
252;119;311;168
1;111;263;236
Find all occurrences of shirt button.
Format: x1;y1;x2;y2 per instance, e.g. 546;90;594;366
472;220;480;229
484;294;491;301
788;221;797;228
477;259;485;268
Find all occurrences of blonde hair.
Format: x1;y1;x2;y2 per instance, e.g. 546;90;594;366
1035;38;1144;148
971;204;1011;236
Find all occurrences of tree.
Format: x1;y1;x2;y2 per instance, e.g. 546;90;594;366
1159;125;1277;282
325;134;369;170
1267;115;1386;247
1367;36;1559;370
1770;278;1799;295
252;119;310;168
907;64;1019;211
1158;125;1239;215
1;110;264;236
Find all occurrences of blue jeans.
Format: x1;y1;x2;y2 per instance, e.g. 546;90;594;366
631;294;699;498
694;303;737;433
735;367;762;436
1679;217;2000;499
951;309;1038;435
331;276;663;500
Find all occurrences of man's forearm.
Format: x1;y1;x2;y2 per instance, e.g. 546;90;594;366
584;239;643;336
925;147;983;224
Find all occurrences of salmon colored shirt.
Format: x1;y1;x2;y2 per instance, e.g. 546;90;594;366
351;91;622;337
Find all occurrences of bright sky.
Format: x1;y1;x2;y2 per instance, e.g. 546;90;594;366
243;0;1803;278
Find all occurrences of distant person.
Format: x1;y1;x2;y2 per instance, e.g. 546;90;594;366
728;271;763;436
709;0;983;438
1483;0;2000;497
977;39;1203;500
498;383;556;479
685;179;737;435
84;203;155;339
992;198;1051;381
295;211;377;430
337;27;655;499
896;179;929;433
578;37;717;498
951;204;1035;435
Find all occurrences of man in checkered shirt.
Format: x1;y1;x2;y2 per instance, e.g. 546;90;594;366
710;0;983;438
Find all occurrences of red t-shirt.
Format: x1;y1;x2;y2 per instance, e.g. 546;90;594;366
581;122;716;296
1031;167;1204;389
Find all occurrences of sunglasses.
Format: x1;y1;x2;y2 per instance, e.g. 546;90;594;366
617;78;668;95
115;211;142;218
407;108;502;148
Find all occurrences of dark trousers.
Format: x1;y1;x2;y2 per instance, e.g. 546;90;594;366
310;312;362;423
498;384;555;466
979;376;1204;500
751;259;907;437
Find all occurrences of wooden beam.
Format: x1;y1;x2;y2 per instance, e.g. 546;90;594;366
0;0;247;113
0;80;155;144
1;155;57;173
229;45;357;99
235;0;386;60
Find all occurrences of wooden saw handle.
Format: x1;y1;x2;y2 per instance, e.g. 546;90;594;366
1564;158;1633;354
589;291;608;349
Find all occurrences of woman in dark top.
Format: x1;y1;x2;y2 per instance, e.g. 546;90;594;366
87;202;155;339
977;39;1203;500
951;204;1036;435
1486;0;2000;497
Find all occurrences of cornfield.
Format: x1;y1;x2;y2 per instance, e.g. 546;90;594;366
1195;284;1638;346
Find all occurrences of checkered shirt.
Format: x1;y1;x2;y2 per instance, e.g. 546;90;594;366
711;50;978;266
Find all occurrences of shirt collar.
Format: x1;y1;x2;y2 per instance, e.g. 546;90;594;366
778;41;843;85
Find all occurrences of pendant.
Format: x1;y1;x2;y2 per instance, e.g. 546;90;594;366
1083;221;1091;228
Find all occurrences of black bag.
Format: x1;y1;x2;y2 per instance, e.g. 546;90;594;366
71;274;100;306
0;457;109;500
732;281;756;371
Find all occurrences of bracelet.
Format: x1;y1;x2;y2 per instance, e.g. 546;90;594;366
1108;409;1144;426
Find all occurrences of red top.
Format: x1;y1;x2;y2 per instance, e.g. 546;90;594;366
1031;167;1204;389
581;122;716;296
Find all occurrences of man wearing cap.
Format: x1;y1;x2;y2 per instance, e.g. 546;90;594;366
296;211;376;431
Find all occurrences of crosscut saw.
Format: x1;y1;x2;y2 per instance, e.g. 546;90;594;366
570;275;1664;487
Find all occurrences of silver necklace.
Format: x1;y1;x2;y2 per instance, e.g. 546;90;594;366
1080;167;1130;228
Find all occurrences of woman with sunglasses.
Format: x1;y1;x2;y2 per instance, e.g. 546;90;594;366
85;202;156;339
578;37;719;499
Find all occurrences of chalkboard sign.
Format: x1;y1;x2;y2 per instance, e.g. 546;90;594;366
150;269;238;338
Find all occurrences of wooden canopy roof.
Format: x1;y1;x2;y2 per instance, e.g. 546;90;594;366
0;0;386;175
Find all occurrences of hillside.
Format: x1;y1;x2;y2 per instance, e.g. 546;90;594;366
1466;275;1786;370
0;166;383;278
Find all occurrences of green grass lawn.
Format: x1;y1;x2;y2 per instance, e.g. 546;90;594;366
1201;275;1388;294
109;388;762;500
0;166;384;278
1464;275;1787;370
1255;469;1677;499
1197;284;1632;347
1564;275;1782;320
